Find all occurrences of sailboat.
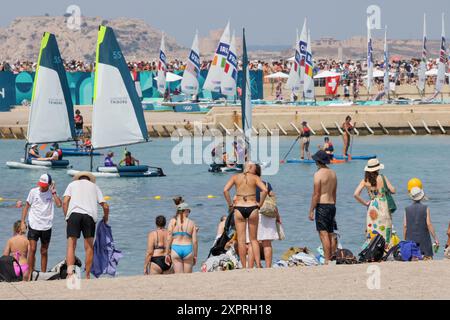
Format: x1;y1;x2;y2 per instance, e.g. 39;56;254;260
220;31;238;98
418;14;427;97
181;31;200;96
7;33;74;170
434;13;447;101
303;29;315;101
298;19;308;99
157;33;167;96
286;30;301;96
67;26;164;178
366;17;374;99
203;22;231;93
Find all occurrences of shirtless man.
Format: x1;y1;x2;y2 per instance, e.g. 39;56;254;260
308;150;337;264
223;162;268;268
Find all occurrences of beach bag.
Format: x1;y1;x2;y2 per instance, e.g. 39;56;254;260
0;255;22;282
276;222;285;241
259;184;277;218
381;175;397;214
336;249;358;265
358;234;386;263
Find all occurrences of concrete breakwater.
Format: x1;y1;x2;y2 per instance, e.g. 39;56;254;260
0;104;449;139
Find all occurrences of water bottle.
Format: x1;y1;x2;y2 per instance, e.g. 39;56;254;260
433;242;439;254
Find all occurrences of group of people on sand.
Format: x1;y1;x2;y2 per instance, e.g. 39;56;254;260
3;172;109;281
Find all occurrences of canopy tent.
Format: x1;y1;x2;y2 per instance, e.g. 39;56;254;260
362;69;395;78
313;70;341;79
265;72;289;79
153;72;183;82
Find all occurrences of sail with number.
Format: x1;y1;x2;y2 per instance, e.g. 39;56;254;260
92;25;148;150
181;32;200;95
299;19;308;95
436;13;447;94
27;32;75;144
418;14;427;93
221;31;238;96
203;22;231;92
303;30;315;100
157;33;167;95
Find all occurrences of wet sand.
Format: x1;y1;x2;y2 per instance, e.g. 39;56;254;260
1;260;450;300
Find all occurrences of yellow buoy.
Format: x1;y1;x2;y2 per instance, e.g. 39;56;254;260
207;195;216;199
407;178;423;192
0;197;3;202
154;196;161;200
104;196;111;201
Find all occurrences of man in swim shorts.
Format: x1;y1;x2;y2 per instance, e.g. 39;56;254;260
308;150;338;264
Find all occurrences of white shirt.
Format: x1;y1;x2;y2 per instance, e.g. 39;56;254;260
26;187;54;231
63;180;105;222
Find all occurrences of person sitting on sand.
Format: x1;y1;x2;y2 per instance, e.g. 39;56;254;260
165;203;198;274
223;162;268;268
144;215;172;275
2;221;30;280
214;215;227;245
308;150;337;265
119;151;140;167
104;152;116;167
403;187;438;260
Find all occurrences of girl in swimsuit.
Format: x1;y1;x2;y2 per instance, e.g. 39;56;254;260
144;215;173;275
165;203;198;274
2;221;30;280
223;162;268;268
342;116;356;157
300;121;311;160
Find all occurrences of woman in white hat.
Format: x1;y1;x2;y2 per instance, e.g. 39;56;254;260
353;158;396;247
404;187;438;260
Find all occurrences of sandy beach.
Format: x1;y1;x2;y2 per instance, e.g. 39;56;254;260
1;260;450;300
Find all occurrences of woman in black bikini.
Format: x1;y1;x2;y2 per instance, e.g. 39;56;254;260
144;215;172;275
223;162;268;268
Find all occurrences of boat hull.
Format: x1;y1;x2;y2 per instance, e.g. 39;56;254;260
68;165;165;178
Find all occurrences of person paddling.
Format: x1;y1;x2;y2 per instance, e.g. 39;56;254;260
300;121;311;160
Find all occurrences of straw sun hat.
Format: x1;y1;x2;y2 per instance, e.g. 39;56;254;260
73;171;96;183
364;158;384;172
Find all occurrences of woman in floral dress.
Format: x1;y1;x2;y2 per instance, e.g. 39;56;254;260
354;159;396;247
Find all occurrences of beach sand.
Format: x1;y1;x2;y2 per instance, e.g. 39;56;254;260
1;260;450;300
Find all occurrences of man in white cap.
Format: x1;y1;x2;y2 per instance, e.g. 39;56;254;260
21;173;62;280
63;172;109;279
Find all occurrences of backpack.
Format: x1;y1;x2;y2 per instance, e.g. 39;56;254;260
336;248;358;265
358;234;386;263
209;213;235;257
382;244;402;262
0;255;22;282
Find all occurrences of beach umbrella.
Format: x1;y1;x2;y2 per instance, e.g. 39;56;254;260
313;70;342;79
153;71;183;83
425;68;438;76
265;72;290;79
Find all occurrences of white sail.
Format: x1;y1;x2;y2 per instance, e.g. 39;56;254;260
157;33;167;95
221;31;238;96
367;17;374;94
92;26;148;150
286;30;301;93
299;19;308;94
303;30;315;100
418;14;427;92
181;31;200;95
436;13;447;94
383;26;390;99
28;33;75;144
203;22;231;92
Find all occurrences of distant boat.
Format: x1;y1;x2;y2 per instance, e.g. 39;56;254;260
157;33;167;95
418;14;427;96
7;32;74;170
435;13;447;97
203;21;231;93
68;26;164;178
181;31;200;96
286;29;301;94
303;29;315;101
298;19;308;98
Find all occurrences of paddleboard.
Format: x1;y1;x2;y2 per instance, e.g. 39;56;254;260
334;154;377;160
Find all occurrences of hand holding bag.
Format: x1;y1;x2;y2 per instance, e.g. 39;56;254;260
259;183;278;218
381;175;397;214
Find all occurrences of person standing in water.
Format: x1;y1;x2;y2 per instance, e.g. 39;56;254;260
342;116;356;157
300;121;311;160
308;151;337;264
223;162;268;268
144;215;172;275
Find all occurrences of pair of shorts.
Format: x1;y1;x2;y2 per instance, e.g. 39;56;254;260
75;128;83;137
28;226;52;245
67;212;96;239
315;204;337;233
302;138;310;152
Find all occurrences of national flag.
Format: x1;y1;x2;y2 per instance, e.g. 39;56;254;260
221;57;227;68
325;76;340;95
224;63;230;73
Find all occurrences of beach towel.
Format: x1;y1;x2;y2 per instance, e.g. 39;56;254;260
290;252;319;266
30;257;82;281
92;220;123;278
201;247;241;272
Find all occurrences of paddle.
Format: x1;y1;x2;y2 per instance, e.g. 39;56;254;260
280;135;301;163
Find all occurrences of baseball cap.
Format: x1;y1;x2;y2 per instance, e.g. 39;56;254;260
38;174;52;188
176;203;191;211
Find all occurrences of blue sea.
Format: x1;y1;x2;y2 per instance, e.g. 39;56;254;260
0;136;449;276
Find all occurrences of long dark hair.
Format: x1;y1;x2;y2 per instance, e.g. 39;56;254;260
255;164;262;177
365;171;379;187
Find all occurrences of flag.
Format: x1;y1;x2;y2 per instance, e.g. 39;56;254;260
325;76;340;95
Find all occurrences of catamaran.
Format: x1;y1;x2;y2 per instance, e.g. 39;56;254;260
67;25;164;178
7;33;74;170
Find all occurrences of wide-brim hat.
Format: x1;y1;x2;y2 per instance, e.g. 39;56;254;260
364;158;384;172
73;171;96;183
312;150;330;165
410;187;427;201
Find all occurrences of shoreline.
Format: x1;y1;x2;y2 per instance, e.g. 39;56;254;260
1;260;450;300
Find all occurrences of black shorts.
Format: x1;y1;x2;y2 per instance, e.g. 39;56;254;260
315;204;337;233
28;226;52;245
67;212;96;239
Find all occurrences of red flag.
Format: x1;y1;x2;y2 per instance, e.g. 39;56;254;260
325;76;340;95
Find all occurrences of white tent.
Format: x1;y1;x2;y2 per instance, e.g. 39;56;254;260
154;72;183;82
313;70;341;79
362;69;394;78
265;72;290;79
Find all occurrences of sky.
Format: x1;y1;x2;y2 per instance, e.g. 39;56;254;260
0;0;449;46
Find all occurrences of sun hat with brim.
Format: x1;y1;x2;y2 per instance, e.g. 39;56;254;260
312;150;330;165
176;203;191;211
73;171;96;183
31;144;38;149
364;158;384;172
410;187;427;201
